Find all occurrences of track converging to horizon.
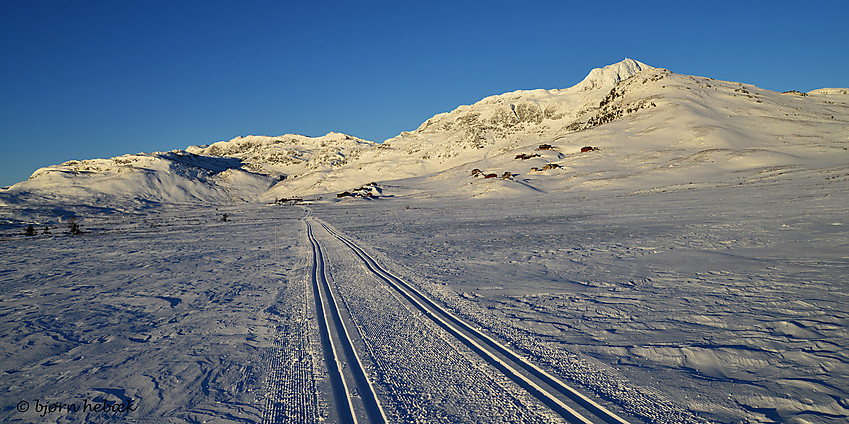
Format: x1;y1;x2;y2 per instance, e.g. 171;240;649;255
305;213;386;424
300;210;634;423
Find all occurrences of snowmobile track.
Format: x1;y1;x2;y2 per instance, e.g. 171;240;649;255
305;218;387;424
316;218;633;424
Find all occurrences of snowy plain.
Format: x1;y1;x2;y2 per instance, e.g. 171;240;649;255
1;59;848;423
311;171;849;423
1;205;306;423
2;175;847;423
3;175;847;423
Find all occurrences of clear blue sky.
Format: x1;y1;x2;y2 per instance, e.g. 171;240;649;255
2;0;847;187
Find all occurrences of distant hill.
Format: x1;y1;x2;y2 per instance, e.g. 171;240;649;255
2;58;847;223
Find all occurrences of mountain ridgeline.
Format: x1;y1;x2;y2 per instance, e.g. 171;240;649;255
2;59;847;222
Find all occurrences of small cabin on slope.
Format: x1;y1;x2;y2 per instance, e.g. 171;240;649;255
515;153;540;160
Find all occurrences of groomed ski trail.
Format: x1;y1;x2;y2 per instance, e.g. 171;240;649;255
304;213;387;424
313;216;634;424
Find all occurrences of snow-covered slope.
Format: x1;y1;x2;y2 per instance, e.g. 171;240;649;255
185;132;375;180
0;150;275;222
266;58;848;199
263;58;659;198
2;58;847;221
0;133;373;222
573;58;653;91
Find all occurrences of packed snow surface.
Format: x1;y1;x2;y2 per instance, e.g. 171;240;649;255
312;178;849;424
1;59;848;423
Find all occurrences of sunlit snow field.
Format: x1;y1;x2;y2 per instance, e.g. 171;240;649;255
311;173;849;423
2;166;848;423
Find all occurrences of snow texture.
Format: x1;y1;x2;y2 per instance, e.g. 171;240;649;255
1;59;848;423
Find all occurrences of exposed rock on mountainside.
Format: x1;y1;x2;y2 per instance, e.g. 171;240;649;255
186;132;375;179
388;59;654;153
1;58;847;222
579;69;665;130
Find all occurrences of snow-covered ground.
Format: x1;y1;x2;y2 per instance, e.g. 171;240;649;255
310;168;849;423
1;59;847;423
2;169;846;423
0;205;307;423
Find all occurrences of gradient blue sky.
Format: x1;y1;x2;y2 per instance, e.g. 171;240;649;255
2;0;847;187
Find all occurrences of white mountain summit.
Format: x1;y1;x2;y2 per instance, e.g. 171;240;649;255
1;58;847;223
573;58;653;91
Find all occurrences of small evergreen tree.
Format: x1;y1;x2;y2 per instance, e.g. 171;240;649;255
43;226;50;235
25;225;36;236
69;218;82;235
221;213;228;222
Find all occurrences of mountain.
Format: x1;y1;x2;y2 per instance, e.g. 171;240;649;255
573;58;653;91
185;132;375;179
1;58;847;223
262;57;847;199
0;133;374;222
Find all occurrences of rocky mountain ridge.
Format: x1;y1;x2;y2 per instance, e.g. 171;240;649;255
2;58;847;223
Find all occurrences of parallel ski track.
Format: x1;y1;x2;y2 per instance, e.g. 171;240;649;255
317;219;633;424
305;218;386;424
